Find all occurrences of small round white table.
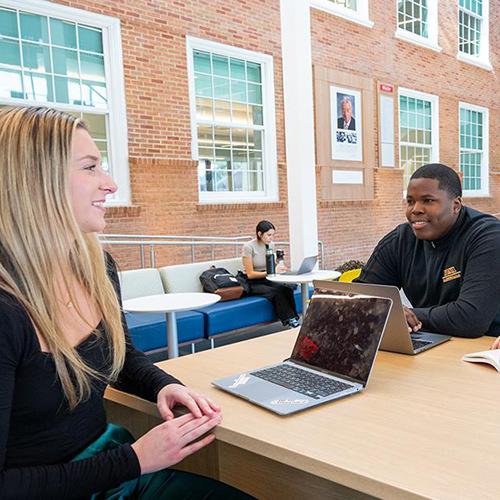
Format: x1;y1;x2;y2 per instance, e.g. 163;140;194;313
267;270;340;314
123;293;221;359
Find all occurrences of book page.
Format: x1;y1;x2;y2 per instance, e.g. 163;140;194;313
462;350;500;372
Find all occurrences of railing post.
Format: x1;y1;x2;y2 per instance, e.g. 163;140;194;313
140;244;145;268
150;245;156;268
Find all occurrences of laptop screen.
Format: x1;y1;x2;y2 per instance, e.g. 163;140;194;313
290;289;392;385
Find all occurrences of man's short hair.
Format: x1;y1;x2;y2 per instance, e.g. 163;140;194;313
341;97;352;108
410;163;462;198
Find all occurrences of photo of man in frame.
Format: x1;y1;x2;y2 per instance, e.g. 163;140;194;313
336;93;356;131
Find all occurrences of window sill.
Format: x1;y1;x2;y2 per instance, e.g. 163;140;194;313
394;29;442;53
457;53;493;71
198;193;279;205
197;201;285;211
462;192;491;199
310;1;374;28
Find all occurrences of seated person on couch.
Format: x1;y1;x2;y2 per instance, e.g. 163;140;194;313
356;163;500;339
242;220;300;329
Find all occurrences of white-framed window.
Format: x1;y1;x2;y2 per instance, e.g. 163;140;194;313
459;102;489;196
187;37;278;204
398;87;439;187
457;0;491;70
310;0;373;28
395;0;440;52
0;0;130;206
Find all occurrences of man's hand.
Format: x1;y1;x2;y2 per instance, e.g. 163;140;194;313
491;336;500;350
403;306;422;333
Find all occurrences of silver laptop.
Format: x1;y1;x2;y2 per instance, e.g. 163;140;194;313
315;280;451;355
281;255;318;275
212;288;392;415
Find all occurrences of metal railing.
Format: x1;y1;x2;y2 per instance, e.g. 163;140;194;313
101;233;325;269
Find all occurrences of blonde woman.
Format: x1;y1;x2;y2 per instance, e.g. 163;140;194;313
0;107;252;499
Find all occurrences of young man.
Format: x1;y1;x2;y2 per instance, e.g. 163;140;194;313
356;163;500;339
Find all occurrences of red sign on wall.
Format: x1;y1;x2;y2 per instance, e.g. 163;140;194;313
379;83;394;93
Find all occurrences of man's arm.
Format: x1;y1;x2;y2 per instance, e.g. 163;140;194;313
355;229;402;287
413;227;500;337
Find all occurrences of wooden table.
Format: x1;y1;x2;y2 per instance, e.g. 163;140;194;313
105;331;500;500
123;292;220;358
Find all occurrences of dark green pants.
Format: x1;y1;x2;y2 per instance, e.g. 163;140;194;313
72;424;254;499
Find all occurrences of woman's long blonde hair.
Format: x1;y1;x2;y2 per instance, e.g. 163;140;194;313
0;106;126;409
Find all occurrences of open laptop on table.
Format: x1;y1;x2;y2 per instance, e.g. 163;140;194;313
212;286;392;415
280;255;318;275
315;280;451;355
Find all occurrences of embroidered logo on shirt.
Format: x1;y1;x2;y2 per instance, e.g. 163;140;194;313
442;266;461;283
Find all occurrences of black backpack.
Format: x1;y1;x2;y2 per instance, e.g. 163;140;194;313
199;266;244;301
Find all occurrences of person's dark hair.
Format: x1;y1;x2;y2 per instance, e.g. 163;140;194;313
410;163;462;198
256;220;275;239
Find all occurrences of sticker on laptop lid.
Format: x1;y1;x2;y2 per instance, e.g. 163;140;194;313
229;373;250;388
270;398;309;405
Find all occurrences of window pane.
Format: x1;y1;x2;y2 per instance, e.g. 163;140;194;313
193;50;211;73
23;72;53;101
54;76;81;104
213;99;230;122
230;59;245;80
247;83;262;105
50;19;77;49
249;104;263;126
78;26;103;54
0;8;18;38
199;148;214;162
196;97;213;121
0;39;21;67
20;12;48;43
198;125;213;148
82;80;107;108
0;68;23;98
246;62;261;83
53;47;79;77
214;126;231;148
96;140;109;171
195;73;212;97
80;53;105;82
83;112;107;140
231;102;249;125
22;42;52;73
212;55;229;77
249;150;263;170
232;128;247;148
213;76;230;99
231;80;246;102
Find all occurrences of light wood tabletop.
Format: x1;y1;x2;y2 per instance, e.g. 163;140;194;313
105;331;500;500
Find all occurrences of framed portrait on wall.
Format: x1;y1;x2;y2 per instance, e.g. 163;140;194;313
330;86;362;162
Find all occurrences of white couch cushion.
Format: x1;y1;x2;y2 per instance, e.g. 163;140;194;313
159;257;243;293
118;268;165;301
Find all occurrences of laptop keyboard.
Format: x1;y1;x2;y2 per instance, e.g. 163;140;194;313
411;338;433;350
251;364;352;399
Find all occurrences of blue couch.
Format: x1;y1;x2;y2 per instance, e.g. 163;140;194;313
120;258;311;352
125;310;205;352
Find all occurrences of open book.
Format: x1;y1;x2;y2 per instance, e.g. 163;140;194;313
462;349;500;372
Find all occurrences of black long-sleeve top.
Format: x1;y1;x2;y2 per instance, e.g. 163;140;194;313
0;256;181;499
357;206;500;338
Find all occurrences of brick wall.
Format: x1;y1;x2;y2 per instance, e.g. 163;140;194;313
59;0;499;270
